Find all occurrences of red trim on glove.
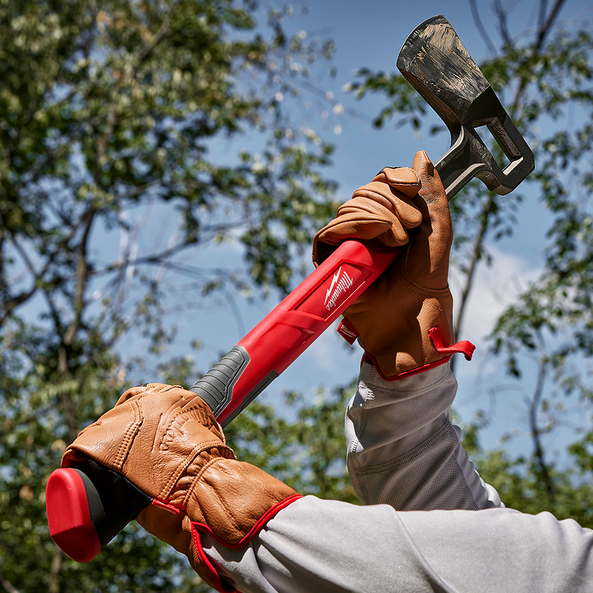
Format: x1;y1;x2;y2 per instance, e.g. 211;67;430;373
362;351;451;382
151;499;182;515
191;528;237;593
190;493;303;593
361;326;475;382
193;493;302;549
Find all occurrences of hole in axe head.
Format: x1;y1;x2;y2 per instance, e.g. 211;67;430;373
474;124;512;171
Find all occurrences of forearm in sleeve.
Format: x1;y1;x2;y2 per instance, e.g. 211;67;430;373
203;496;593;593
345;362;502;510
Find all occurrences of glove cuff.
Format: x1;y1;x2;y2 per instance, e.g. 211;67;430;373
361;326;475;382
190;493;303;593
192;492;302;548
361;351;452;381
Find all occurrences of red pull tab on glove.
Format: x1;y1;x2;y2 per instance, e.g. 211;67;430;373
360;326;475;382
429;326;475;361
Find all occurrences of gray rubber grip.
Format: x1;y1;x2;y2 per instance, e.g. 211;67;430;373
190;345;250;417
219;370;278;428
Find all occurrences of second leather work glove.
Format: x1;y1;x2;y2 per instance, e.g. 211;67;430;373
313;151;474;379
61;383;301;592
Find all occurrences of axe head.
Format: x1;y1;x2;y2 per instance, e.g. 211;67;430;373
397;15;534;198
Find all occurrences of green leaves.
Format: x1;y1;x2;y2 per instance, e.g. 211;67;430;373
0;1;339;590
345;69;425;129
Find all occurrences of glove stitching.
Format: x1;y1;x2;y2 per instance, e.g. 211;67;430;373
376;167;421;186
114;399;143;470
142;383;183;397
210;461;244;538
153;401;185;454
397;268;451;297
159;440;234;501
160;406;230;454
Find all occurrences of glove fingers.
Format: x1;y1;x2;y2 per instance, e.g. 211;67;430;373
352;181;422;229
338;199;414;242
312;166;423;266
312;218;397;266
62;385;229;497
373;165;421;198
115;382;185;406
407;151;453;287
412;151;447;204
412;151;452;239
315;207;407;247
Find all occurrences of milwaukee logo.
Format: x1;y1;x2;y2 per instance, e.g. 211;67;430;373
324;266;354;311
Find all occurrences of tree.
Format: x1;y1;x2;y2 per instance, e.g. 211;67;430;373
347;0;593;525
0;1;339;590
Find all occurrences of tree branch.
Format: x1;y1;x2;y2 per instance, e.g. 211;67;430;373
493;0;512;46
63;208;95;347
1;234;51;326
536;0;567;49
469;0;499;56
452;192;495;371
0;574;20;593
138;8;173;62
511;0;569;115
529;330;555;502
537;0;549;37
0;194;89;326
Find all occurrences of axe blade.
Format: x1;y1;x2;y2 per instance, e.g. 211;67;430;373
397;15;535;198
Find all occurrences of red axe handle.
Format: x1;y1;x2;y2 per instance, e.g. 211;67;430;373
191;239;396;427
46;239;397;563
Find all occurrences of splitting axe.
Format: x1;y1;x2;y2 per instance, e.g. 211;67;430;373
45;15;534;564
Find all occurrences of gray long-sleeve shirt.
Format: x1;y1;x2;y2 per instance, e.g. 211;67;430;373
203;363;593;592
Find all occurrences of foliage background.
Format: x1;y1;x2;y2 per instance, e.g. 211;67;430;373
1;0;593;591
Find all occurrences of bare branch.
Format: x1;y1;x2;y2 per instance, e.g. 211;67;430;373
0;187;94;326
0;574;20;593
537;0;549;35
536;0;568;50
138;8;173;62
1;236;46;326
493;0;512;45
63;208;96;346
0;287;38;326
510;0;568;113
455;0;569;351
469;0;499;56
529;330;555;501
452;193;496;370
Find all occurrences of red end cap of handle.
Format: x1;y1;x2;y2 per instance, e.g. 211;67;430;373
46;468;101;563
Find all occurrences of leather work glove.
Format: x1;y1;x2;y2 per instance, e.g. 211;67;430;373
312;164;423;264
61;383;300;592
313;151;473;379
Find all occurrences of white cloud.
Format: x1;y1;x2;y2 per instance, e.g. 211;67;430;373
450;246;542;344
